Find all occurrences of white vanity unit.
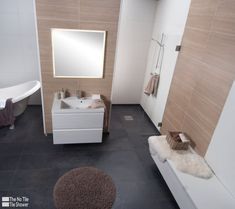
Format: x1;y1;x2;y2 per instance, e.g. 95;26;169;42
52;95;104;144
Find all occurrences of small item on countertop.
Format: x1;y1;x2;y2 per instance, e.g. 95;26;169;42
88;99;104;109
76;90;83;98
57;92;61;99
91;94;101;100
172;132;181;142
65;89;70;98
179;133;190;143
60;89;65;99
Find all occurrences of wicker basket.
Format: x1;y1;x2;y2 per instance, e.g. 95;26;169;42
166;131;190;150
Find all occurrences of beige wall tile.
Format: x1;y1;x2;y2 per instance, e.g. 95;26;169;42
190;0;219;15
162;0;235;156
182;115;212;156
80;0;120;23
187;14;214;31
35;0;121;133
164;100;185;130
36;3;80;21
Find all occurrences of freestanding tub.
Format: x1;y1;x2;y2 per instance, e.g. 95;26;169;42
0;80;41;117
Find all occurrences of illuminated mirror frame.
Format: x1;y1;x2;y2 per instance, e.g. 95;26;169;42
51;28;106;78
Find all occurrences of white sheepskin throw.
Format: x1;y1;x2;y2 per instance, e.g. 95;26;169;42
172;151;213;179
148;135;171;162
148;135;213;179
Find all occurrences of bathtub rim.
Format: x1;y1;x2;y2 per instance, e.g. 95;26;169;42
0;80;41;103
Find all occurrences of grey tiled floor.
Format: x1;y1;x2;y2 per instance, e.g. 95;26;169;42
0;105;179;209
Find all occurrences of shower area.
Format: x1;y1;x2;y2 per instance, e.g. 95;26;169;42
112;0;191;130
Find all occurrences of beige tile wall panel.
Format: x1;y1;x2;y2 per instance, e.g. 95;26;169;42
161;0;235;156
35;0;121;133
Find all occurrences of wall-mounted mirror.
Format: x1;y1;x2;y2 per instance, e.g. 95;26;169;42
51;28;106;78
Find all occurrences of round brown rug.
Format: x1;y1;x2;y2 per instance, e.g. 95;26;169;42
53;167;116;209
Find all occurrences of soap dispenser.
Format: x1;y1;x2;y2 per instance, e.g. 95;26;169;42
60;88;65;99
65;89;70;98
76;90;83;98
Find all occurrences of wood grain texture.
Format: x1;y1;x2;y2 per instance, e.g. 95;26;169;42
161;0;235;156
35;0;121;133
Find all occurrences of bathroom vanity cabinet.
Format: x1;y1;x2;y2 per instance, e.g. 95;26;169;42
52;96;104;144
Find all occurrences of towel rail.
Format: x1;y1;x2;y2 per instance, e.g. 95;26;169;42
151;33;165;76
151;38;164;47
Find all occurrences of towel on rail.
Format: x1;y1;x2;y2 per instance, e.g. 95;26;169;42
0;98;15;127
144;74;160;96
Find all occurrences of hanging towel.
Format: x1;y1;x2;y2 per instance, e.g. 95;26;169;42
0;98;15;127
144;74;160;96
153;74;160;97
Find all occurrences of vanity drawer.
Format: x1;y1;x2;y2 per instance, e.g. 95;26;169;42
52;113;104;129
53;129;103;144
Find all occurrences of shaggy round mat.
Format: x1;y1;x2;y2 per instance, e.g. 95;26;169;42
53;167;116;209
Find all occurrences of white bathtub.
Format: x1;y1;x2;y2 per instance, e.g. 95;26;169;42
0;80;41;117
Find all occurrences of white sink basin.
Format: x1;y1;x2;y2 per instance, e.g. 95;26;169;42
52;96;104;113
61;97;93;109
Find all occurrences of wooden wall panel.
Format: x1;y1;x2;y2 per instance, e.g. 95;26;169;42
35;0;121;133
161;0;235;156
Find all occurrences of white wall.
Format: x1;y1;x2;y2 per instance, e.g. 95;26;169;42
205;81;235;198
141;0;191;128
0;0;41;104
111;0;157;104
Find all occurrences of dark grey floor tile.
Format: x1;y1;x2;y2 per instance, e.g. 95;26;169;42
0;129;27;144
47;197;57;209
61;143;100;153
113;181;158;209
158;200;180;209
0;143;23;155
127;133;151;148
106;129;128;140
18;154;49;170
89;150;150;182
9;168;61;190
114;180;176;209
0;105;179;209
0;171;14;190
109;113;125;130
45;152;91;169
21;140;63;155
98;133;133;152
123;120;158;135
0;155;20;171
134;148;163;180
